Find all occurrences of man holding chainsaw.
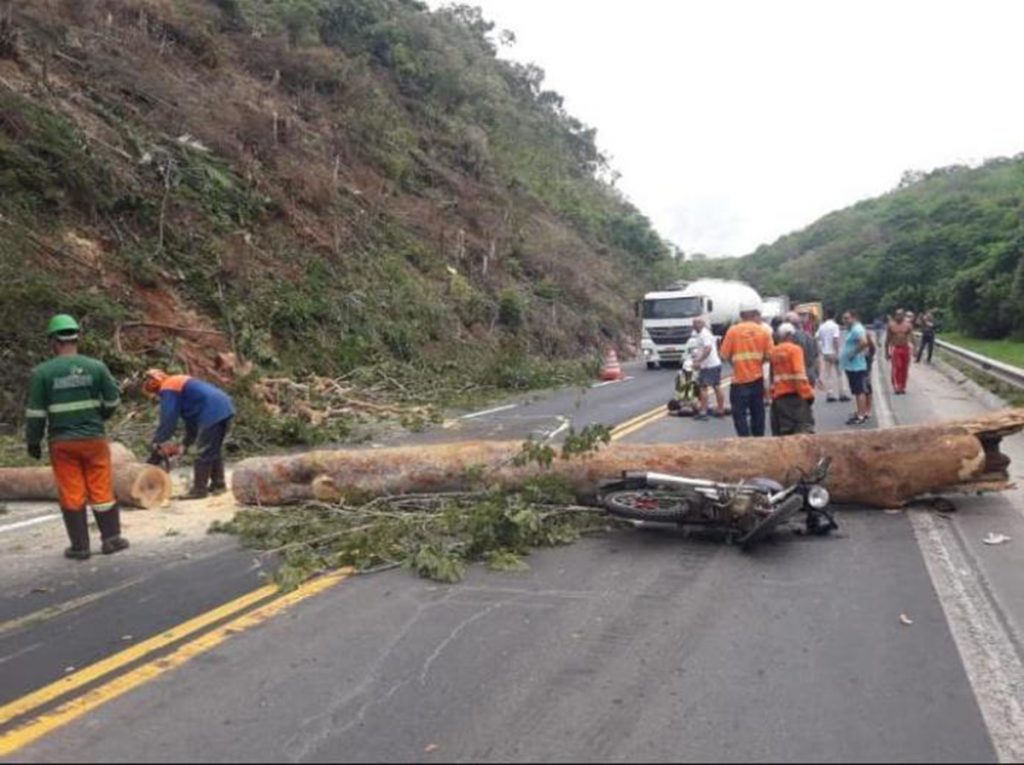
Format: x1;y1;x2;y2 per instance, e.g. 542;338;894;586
143;369;234;499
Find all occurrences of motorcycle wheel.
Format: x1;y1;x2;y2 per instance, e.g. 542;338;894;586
601;490;700;523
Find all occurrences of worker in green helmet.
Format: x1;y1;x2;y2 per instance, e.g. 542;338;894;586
25;315;129;560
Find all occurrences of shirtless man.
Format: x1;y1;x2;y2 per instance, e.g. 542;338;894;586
885;310;916;395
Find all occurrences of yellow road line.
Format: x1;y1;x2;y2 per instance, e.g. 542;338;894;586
0;583;278;728
610;374;736;442
0;570;353;758
611;407;666;441
610;405;665;439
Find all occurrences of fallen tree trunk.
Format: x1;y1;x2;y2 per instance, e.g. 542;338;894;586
231;410;1024;509
0;443;172;509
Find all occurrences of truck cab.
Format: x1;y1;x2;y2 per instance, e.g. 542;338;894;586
640;289;709;369
639;279;763;369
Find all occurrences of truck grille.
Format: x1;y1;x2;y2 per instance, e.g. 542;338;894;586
648;326;693;345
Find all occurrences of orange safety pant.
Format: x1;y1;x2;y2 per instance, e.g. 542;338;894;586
49;439;116;512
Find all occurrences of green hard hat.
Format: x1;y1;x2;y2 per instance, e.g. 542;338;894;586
47;314;80;338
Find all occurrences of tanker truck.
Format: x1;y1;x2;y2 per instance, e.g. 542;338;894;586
639;279;763;369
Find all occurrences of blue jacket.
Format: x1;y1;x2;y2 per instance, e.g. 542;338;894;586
154;377;234;445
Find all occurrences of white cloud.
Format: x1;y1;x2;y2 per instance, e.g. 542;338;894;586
432;0;1024;256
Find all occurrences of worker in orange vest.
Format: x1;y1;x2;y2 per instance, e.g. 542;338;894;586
769;322;816;436
719;299;774;437
142;369;235;499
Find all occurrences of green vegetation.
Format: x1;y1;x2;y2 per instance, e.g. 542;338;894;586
212;487;613;589
940;333;1024;369
212;426;617;589
682;158;1024;341
0;0;671;449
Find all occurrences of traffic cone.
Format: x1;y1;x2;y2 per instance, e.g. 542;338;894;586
600;348;624;381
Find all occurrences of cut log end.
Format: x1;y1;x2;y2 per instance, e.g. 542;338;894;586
126;466;174;509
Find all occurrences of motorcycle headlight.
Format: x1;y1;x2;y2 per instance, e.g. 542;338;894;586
808;485;830;510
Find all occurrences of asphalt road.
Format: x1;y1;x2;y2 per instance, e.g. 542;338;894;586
3;358;1023;762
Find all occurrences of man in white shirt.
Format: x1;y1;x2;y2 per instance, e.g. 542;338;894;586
817;310;849;402
690;318;726;420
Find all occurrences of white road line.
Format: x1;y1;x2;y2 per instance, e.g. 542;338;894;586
910;511;1024;763
876;347;1024;761
544;418;570;442
460;404;517;420
590;376;634;389
0;514;61;534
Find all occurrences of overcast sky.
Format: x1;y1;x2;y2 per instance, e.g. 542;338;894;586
435;0;1024;257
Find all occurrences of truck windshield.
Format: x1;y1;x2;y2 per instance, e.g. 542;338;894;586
642;297;702;319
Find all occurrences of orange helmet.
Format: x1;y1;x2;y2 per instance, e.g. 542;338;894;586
142;368;168;396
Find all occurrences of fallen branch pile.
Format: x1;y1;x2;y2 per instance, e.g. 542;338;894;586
212;484;615;589
250;375;438;428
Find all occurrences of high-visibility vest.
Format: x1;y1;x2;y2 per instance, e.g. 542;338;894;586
158;375;191;394
770;343;814;400
721;321;774;385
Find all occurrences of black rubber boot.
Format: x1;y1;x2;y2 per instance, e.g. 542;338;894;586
183;462;213;500
209;458;227;495
93;505;130;555
61;509;91;560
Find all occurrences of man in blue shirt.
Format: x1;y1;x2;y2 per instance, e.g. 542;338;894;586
143;369;235;499
840;310;871;426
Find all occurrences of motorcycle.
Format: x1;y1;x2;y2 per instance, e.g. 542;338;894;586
598;457;838;550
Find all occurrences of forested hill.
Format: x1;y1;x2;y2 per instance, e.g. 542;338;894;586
686;157;1024;339
0;0;671;426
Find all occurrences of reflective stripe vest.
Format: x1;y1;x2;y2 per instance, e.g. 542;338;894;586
770;342;814;400
720;321;774;385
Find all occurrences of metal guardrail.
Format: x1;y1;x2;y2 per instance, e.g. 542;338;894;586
932;338;1024;391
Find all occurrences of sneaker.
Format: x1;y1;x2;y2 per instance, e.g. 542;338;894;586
839;395;852;402
826;395;838;403
694;414;709;422
845;414;867;426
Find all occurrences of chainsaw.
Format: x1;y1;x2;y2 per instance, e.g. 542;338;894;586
146;442;183;473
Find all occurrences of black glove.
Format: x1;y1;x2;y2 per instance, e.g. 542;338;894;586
27;443;42;460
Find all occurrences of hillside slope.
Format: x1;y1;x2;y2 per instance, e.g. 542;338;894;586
0;0;670;435
684;158;1024;338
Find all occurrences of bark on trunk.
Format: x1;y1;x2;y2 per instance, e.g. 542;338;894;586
231;410;1024;509
0;443;172;509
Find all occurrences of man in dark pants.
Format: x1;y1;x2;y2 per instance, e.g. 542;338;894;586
143;369;235;499
917;311;936;364
769;322;816;436
720;300;774;437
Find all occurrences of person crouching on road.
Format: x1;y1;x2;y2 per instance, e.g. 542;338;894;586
25;315;128;559
142;369;235;500
720;300;774;437
770;323;816;436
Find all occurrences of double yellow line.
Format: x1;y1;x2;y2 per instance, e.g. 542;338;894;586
610;404;667;441
0;570;352;757
609;373;735;442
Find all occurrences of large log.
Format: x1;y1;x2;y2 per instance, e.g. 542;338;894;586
231;410;1024;509
0;443;172;509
